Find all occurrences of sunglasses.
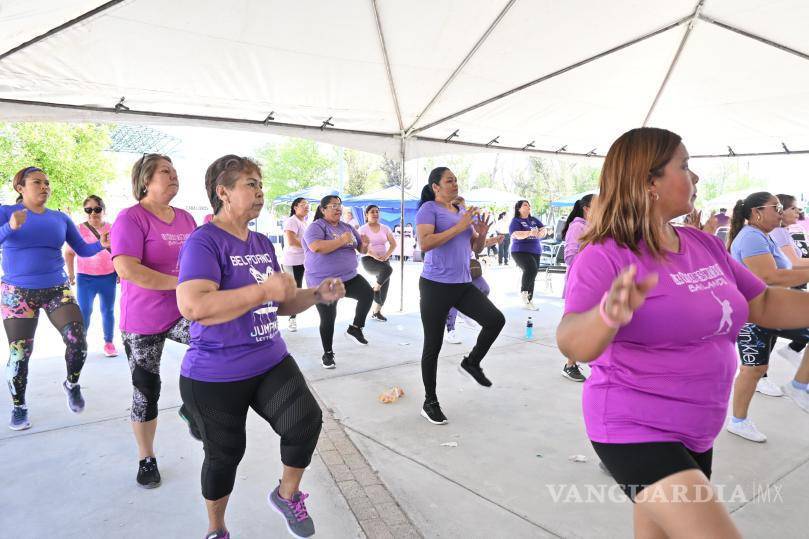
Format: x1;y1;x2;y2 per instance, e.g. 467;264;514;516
84;207;103;214
757;203;784;214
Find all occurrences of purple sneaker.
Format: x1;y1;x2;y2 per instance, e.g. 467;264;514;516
268;484;315;538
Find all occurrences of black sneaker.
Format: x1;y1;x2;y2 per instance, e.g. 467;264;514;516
561;364;586;382
321;351;336;369
421;400;448;425
178;405;202;441
136;457;161;489
458;357;492;388
345;325;368;345
371;312;388;322
62;380;85;413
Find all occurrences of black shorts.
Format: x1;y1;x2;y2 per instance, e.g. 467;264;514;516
737;323;809;367
592;441;712;501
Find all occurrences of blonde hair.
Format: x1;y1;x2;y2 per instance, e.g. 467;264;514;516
580;127;682;258
131;153;172;200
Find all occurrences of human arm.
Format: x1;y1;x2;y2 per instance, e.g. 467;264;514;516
470;212;491;253
356;228;369;255
276;277;346;316
65;217;105;256
381;228;397;261
747;286;809;328
114;255;179;290
305;221;354;254
417;204;476;253
64;246;76;285
742;254;809;287
0;207;27;244
284;230;302;248
779;245;809;268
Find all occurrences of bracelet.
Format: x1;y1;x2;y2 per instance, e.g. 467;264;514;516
598;292;622;329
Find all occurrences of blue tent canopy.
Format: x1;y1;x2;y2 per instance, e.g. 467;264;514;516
550;190;598;208
274;186;341;204
342;186;419;228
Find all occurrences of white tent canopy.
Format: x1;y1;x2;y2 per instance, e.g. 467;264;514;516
1;0;809;160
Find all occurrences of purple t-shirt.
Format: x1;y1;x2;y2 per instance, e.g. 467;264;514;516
111;204;196;334
302;219;361;287
509;216;544;254
564;227;766;453
415;201;473;284
563;217;588;266
178;224;288;382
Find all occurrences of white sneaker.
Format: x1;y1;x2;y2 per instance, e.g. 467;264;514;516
782;382;809;413
521;291;539;311
755;377;784;397
288;318;297;332
444;330;461;344
726;418;767;443
777;345;803;367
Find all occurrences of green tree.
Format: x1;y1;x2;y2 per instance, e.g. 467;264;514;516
345;149;383;196
380;157;412;190
0;122;115;211
255;138;338;201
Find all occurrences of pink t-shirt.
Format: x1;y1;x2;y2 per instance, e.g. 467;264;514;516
564;227;766;453
66;222;115;276
282;215;307;266
358;223;392;258
111;204;196;334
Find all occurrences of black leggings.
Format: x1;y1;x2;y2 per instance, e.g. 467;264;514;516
419;277;505;401
360;256;392;306
2;282;86;406
511;252;540;300
283;264;305;320
180;355;322;501
314;275;373;352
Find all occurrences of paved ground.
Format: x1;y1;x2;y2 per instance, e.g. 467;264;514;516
2;261;808;537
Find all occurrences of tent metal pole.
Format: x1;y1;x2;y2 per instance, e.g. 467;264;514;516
697;14;809;62
371;0;404;131
692;149;809;158
0;0;126;62
414;136;604;158
399;138;406;312
409;13;693;136
642;0;705;126
0;97;399;139
403;0;517;137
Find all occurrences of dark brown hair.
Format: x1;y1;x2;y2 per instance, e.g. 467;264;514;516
204;155;262;215
83;195;105;211
726;191;773;250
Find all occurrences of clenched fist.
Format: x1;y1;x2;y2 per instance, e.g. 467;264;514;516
260;272;297;303
9;209;27;230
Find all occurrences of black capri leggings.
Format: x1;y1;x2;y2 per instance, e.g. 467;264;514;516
283;264;306;320
592;441;713;501
511;251;540;300
179;355;322;501
314;274;373;352
419;277;505;402
360;256;393;306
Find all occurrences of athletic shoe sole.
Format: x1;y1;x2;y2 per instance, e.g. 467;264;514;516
420;408;447;425
62;383;85;414
321;362;336;370
8;421;31;431
267;490;313;538
457;364;492;389
136;480;162;489
103;351;118;357
344;331;368;346
725;426;767;443
561;370;586;382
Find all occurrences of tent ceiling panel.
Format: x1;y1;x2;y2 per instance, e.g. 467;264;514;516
415;26;685;154
0;0;104;56
411;0;696;131
0;0;400;133
702;0;809;56
648;21;809;154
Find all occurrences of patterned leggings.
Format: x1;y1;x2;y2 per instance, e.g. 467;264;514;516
2;282;87;406
122;318;190;422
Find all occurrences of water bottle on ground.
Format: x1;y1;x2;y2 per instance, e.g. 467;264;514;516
525;317;533;339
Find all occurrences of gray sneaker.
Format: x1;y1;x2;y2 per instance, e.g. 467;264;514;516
9;405;31;431
268;484;315;538
62;380;85;413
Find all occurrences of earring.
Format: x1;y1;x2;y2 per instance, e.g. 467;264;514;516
650;192;659;202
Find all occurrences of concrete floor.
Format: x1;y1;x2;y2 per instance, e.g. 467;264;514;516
2;262;809;537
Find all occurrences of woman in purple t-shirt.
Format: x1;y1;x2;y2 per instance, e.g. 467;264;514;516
281;197;310;333
415;167;505;425
111;154;196;489
303;195;373;368
509;200;548;311
176;156;344;539
358;205;397;322
558;127;809;537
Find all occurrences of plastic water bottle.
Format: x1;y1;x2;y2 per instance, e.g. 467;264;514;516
525;317;533;339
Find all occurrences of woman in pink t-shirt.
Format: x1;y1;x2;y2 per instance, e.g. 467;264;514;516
281;197;309;332
65;195;117;357
558;127;809;537
111;154;196;489
358;205;397;321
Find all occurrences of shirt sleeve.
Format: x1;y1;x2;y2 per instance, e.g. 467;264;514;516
534;217;545;228
736;229;774;259
415;203;435;226
769;228;792;248
508;218;520;234
111;209;145;260
178;231;222;285
303;220;326;245
705;232;767;301
64;214;103;258
563;243;622;315
283;217;296;233
0;206;15;244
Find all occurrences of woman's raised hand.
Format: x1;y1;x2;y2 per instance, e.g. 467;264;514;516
602;265;658;327
9;209;27;230
260;272;297;303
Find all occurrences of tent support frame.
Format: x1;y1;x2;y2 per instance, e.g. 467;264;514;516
0;0;126;62
371;0;404;131
698;14;809;62
399;138;406;311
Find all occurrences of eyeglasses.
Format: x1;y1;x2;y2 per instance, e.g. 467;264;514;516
757;203;784;214
326;203;343;210
84;207;103;214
